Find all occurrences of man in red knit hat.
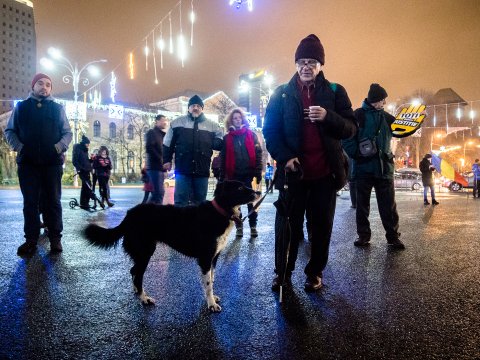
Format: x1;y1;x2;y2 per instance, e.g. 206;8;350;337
5;73;72;255
263;34;357;292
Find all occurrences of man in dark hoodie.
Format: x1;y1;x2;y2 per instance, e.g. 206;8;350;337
163;95;223;206
342;83;405;250
72;135;94;210
5;73;72;255
145;114;169;204
263;34;357;292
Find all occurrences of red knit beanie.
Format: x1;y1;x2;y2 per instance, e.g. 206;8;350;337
31;73;52;89
295;34;325;65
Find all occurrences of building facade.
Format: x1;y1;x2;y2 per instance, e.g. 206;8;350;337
0;0;36;114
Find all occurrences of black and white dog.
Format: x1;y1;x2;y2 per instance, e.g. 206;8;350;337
84;180;260;312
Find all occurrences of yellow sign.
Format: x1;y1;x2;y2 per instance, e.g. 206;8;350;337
391;104;426;138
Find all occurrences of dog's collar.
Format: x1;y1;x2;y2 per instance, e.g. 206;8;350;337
212;200;242;225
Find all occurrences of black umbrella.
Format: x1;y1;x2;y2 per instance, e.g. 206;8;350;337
273;167;302;302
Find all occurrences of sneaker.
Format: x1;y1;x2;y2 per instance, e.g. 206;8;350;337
387;238;405;250
50;240;63;253
271;274;292;292
235;227;243;237
17;241;37;256
106;200;115;207
304;275;322;292
250;227;258;238
432;199;439;205
424;200;430;205
354;237;370;247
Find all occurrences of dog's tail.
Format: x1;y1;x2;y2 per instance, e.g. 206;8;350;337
84;221;125;250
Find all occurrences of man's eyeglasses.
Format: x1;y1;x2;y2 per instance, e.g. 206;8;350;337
295;59;320;68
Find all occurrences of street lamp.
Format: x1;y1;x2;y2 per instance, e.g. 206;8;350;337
40;47;107;186
40;47;107;144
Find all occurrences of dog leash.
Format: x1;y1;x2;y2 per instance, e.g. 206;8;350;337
241;170;277;222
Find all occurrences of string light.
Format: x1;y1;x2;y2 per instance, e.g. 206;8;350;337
145;38;149;72
190;0;195;46
110;72;117;102
169;12;174;54
229;0;253;11
158;24;165;69
129;52;134;80
152;31;159;84
178;0;185;67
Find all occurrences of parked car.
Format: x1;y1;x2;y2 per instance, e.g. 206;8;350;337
394;168;423;190
442;171;475;191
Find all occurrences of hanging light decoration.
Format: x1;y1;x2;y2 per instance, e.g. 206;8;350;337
158;24;165;69
152;31;159;84
169;12;174;54
229;0;253;11
129;52;134;80
145;38;149;71
190;0;195;46
178;0;186;67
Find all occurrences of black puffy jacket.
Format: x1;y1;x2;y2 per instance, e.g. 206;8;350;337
163;113;223;177
263;72;357;190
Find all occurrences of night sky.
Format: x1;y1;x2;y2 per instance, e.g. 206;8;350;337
33;0;480;108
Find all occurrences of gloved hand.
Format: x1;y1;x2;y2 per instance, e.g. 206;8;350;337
54;143;62;154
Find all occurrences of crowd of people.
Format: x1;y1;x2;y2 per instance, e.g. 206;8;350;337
8;33;474;294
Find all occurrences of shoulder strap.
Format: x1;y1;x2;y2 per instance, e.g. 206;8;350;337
329;82;337;93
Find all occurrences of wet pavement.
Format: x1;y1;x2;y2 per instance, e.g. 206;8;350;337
0;186;479;360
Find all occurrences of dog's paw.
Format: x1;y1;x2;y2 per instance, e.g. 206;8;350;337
138;291;156;305
208;303;222;313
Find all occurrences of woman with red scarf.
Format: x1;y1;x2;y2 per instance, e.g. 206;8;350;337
220;108;263;238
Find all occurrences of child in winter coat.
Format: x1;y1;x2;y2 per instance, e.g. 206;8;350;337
93;146;114;207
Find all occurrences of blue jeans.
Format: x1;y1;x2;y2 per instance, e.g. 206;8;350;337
423;184;435;201
147;170;165;205
174;174;208;206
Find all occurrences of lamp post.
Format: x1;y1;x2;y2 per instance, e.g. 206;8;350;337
40;47;107;186
40;47;107;144
239;75;274;118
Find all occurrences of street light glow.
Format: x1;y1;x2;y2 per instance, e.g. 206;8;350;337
47;47;62;60
87;65;101;77
411;98;422;107
40;57;54;70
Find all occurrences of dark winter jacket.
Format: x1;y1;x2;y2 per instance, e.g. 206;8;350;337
163;113;223;177
342;100;396;180
5;93;72;165
93;155;112;178
145;126;166;171
219;129;263;181
72;143;92;173
419;157;435;186
263;72;356;190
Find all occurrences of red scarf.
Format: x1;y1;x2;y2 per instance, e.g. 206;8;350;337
225;127;256;180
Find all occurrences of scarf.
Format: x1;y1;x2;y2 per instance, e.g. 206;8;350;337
225;127;256;180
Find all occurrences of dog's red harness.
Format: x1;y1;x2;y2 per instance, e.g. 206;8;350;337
212;200;242;226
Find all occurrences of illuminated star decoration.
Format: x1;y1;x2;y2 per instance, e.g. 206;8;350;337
229;0;253;11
